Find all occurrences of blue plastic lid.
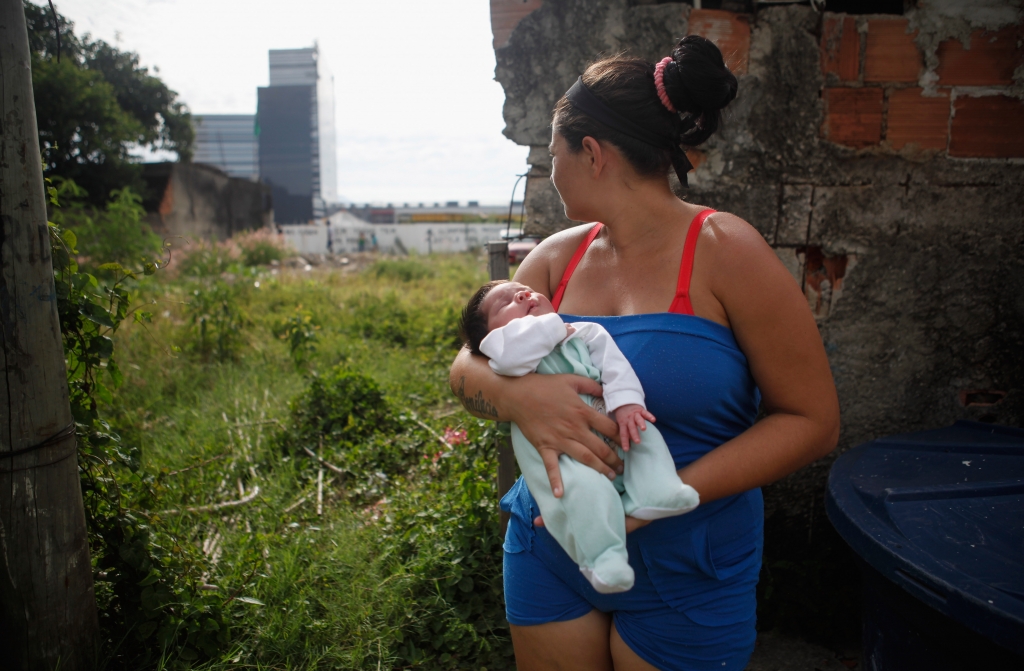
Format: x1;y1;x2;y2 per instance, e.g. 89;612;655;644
826;421;1024;656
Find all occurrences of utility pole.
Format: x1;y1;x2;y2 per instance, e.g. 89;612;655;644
0;2;99;669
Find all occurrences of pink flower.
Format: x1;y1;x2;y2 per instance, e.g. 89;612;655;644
443;427;468;446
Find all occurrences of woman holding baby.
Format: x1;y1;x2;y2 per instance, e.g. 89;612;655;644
450;35;839;671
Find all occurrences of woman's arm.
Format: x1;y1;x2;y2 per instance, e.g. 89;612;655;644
449;232;623;496
676;215;840;504
450;348;622;495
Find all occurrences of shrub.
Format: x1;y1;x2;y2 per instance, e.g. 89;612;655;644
172;241;239;278
346;292;414;347
276;361;513;669
342;292;462;353
49;178;163;270
280;365;400;455
423;303;464;353
235;228;291;267
374;422;513;670
169;229;289;278
184;283;250;362
273;307;320;368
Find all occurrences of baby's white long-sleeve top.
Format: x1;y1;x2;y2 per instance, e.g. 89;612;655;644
478;313;645;413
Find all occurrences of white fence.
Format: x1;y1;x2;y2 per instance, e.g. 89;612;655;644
281;222;511;256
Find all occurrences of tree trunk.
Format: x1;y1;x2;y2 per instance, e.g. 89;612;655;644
0;2;99;669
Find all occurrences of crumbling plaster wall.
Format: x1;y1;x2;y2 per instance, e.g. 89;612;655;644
492;1;1024;533
143;162;273;242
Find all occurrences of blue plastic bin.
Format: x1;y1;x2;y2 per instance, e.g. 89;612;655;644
826;421;1024;670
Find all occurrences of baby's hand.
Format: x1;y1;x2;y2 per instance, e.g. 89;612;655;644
614;404;656;451
564;324;576;337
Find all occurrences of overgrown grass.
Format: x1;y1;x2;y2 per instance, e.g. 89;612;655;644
102;253;513;670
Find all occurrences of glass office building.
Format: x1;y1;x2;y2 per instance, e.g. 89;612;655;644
193;115;259;181
257;46;337;223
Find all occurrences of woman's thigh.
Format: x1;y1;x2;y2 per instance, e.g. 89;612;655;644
510;610;614;671
610;622;660;671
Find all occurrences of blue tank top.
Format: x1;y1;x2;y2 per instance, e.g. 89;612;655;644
501;214;765;624
577;313;761;468
501;312;761;507
500;313;765;621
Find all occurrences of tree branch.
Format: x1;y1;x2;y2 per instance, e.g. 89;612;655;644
301;446;346;476
158;485;261;515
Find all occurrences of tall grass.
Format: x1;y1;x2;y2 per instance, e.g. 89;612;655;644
103;253;513;670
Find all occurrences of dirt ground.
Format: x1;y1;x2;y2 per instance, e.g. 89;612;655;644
281;250;384;275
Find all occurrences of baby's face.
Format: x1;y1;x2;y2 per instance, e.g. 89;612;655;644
482;282;555;331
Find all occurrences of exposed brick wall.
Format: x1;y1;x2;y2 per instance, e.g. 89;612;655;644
688;9;751;75
820;13;1024;157
936;26;1024;86
821;16;859;83
823;88;883;148
685;149;705;172
886;88;949;150
864;18;922;83
950;95;1024;158
490;0;544;49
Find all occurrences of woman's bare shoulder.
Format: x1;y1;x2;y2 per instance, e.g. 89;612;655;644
700;211;774;266
515;223;599;298
698;210;804;317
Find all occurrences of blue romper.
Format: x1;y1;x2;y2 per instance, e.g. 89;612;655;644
501;211;764;671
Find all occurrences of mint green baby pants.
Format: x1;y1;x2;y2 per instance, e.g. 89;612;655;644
510;337;699;594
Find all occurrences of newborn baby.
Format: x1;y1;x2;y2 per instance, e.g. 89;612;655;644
459;280;699;593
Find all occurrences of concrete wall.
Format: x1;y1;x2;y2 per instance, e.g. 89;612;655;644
142;162;273;241
281;221;510;256
491;0;1024;639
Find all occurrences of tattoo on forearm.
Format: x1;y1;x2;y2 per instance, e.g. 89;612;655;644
455;376;499;418
466;391;499;418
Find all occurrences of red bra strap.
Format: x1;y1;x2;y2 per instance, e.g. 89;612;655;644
551;223;603;312
668;209;716;315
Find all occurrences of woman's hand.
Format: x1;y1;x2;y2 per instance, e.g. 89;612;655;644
534;515;651;534
506;373;623;497
449;348;622;497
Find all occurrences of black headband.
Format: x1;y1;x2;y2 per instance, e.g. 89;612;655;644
564;77;693;186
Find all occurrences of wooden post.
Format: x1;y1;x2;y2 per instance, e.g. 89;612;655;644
487;240;510;284
487;242;516;536
0;3;99;669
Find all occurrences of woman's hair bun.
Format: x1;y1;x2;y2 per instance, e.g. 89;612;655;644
662;35;738;147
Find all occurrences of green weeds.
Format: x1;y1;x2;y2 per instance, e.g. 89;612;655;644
49;177;163;270
90;245;506;669
48;180;231;671
370;258;437;283
185;283;251;362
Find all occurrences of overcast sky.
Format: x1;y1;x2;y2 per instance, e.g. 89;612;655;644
54;0;530;205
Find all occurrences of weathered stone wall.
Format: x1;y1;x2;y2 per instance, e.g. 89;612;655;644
142;162;273;241
491;0;1024;640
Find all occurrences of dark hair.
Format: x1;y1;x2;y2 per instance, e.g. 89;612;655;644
553;35;738;184
458;280;508;355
